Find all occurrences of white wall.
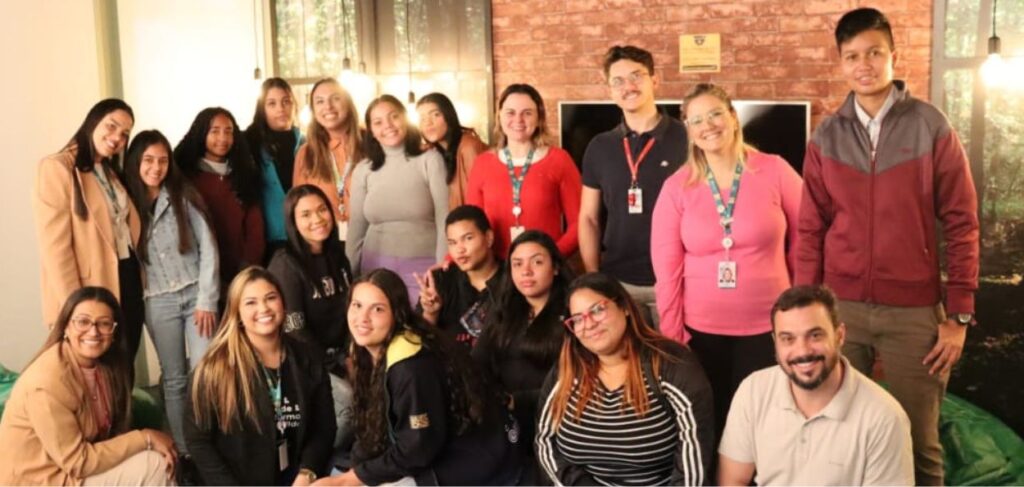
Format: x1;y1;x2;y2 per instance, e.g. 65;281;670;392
0;2;103;371
117;0;264;144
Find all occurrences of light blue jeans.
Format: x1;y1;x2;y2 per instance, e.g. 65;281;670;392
144;283;212;454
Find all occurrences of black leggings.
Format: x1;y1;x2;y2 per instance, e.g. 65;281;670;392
118;252;145;360
684;326;775;440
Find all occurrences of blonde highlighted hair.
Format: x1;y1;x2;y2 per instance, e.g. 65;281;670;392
301;78;364;183
548;273;680;430
190;266;283;433
681;83;754;186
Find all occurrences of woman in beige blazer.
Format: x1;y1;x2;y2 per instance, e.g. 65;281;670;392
33;99;145;356
0;287;175;485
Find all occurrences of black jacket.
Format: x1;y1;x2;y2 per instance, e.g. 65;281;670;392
184;336;336;485
352;332;520;486
534;341;715;486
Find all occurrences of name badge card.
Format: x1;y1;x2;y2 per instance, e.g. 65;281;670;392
717;261;737;289
628;187;643;214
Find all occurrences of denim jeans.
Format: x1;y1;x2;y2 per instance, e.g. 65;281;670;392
144;283;211;454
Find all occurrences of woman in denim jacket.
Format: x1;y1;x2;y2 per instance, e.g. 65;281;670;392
123;130;219;464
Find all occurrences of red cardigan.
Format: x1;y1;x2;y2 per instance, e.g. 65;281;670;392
466;147;581;259
191;172;266;284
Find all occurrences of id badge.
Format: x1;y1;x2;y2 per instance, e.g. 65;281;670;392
717;261;737;289
510;225;526;241
336;220;348;241
278;440;289;471
627;187;643;214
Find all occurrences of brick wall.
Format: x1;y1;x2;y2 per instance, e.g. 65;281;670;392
491;0;933;135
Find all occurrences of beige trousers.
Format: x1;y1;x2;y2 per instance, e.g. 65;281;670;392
838;300;948;486
82;450;173;486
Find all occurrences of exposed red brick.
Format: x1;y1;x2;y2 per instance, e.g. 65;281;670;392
492;0;934;136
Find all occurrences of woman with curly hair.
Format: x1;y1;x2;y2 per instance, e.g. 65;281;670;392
317;268;519;486
175;107;265;289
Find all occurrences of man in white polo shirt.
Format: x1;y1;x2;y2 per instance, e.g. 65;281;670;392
718;285;913;486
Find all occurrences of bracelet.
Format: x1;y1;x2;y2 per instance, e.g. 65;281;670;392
299;468;317;483
145;432;152;451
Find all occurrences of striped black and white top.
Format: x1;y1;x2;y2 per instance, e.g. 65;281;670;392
536;373;708;486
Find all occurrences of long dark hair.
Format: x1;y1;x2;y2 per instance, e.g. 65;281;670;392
482;230;573;367
551;272;682;427
64;98;135;220
174;107;262;206
31;287;134;435
416;92;464;184
349;268;485;457
245;77;298;172
123;130;213;264
282;184;351;296
363;94;425;171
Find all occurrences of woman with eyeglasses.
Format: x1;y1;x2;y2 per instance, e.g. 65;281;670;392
0;287;175;485
535;273;714;486
651;83;802;439
466;83;582;259
472;230;572;484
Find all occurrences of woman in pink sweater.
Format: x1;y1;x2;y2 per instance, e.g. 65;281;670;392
467;84;581;259
651;83;802;437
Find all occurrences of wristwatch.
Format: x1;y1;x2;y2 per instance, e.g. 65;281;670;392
298;468;317;483
954;313;976;326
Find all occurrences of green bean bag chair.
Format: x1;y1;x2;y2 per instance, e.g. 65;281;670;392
941;393;1024;485
0;363;163;430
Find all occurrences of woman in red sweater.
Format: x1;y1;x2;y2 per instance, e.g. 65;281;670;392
466;84;581;259
175;107;265;293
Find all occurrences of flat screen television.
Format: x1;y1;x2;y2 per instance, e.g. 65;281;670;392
559;100;811;174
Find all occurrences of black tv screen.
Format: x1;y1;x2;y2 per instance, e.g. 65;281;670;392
559;100;811;174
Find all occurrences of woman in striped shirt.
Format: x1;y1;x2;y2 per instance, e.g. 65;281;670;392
536;273;714;486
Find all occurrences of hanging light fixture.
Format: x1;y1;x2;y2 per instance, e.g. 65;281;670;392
337;0;376;114
405;0;416;104
250;0;262;79
340;0;353;72
980;0;1007;87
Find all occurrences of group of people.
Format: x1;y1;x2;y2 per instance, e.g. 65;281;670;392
0;6;979;487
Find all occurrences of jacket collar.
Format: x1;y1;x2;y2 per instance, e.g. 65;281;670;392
837;79;910;122
151;187;171;221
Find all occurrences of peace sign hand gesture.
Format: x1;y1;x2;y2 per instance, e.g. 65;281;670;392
414;270;442;324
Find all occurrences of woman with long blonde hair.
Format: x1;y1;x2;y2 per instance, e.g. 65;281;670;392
185;267;335;486
651;82;803;439
535;272;714;486
294;78;364;238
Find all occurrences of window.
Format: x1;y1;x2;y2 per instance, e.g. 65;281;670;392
932;0;1024;272
271;0;493;140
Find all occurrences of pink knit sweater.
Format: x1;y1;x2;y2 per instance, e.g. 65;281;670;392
651;151;802;343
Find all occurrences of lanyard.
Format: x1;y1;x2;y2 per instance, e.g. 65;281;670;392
261;362;283;419
503;146;536;221
93;167;122;215
622;136;655;188
329;152;354;202
705;163;744;252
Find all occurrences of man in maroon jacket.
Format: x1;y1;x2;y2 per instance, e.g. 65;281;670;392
796;8;980;486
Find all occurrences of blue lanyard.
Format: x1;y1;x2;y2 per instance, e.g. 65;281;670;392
705;163;743;249
261;363;283;418
503;147;536;220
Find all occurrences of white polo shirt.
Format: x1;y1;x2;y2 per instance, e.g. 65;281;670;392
719;357;914;486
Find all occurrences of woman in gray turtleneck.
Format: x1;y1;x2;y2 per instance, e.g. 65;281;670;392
347;95;448;303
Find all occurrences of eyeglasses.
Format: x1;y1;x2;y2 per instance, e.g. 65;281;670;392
609;70;649;89
70;315;118;335
684;108;727;128
563;300;609;334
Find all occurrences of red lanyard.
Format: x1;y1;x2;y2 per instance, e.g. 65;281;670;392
622;137;655;186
